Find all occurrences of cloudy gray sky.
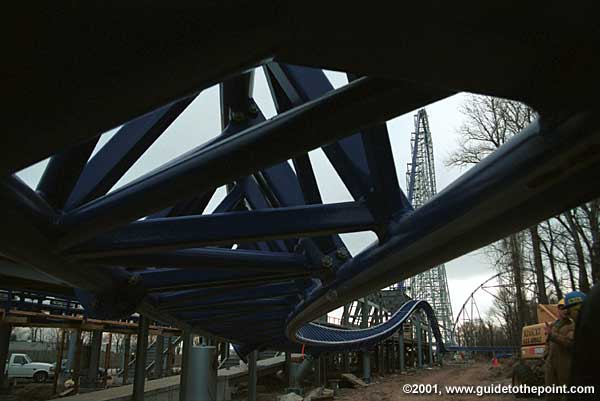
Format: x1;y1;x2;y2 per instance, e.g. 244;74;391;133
17;68;497;321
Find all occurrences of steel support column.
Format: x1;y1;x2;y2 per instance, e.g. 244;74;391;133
87;330;103;388
285;352;292;387
361;351;371;384
103;333;112;387
386;341;392;373
53;329;66;394
415;316;423;369
72;329;83;393
314;355;321;386
360;298;371;383
248;350;258;401
133;316;149;401
181;341;217;401
122;334;131;385
399;331;405;372
179;332;192;401
167;337;174;376
155;335;164;378
0;323;11;391
428;324;434;367
65;330;77;373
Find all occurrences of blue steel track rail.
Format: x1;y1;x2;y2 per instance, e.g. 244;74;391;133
2;4;600;357
296;300;446;353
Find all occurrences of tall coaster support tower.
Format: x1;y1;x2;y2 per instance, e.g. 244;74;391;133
406;109;455;343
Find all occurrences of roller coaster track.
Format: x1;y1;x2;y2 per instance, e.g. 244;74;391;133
233;299;445;358
2;4;600;358
297;300;446;353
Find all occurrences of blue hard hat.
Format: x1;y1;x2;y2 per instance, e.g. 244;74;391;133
564;291;587;308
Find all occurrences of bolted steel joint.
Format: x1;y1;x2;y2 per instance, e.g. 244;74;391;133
128;274;140;286
248;103;259;117
335;247;350;261
321;255;334;269
231;110;246;123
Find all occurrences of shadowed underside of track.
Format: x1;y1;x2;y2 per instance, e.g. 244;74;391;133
2;3;600;356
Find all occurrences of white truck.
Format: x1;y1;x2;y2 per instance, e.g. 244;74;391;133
4;353;55;382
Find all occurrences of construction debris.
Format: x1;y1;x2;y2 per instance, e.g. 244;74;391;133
279;391;305;401
340;373;368;388
303;386;335;401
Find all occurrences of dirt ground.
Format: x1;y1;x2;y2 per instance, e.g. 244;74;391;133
334;362;537;401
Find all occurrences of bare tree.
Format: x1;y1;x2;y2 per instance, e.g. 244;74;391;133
529;225;549;304
538;221;563;299
447;95;537;341
447;94;599;348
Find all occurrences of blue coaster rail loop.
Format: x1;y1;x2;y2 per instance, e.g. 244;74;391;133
2;4;600;357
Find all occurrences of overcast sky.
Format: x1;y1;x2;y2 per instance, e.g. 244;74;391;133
17;68;497;321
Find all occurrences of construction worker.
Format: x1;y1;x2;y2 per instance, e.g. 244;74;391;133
544;292;586;400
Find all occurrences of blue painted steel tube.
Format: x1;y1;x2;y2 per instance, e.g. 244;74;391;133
0;177;114;292
157;282;301;309
74;248;309;273
67;202;376;257
65;96;197;210
133;315;149;401
37;138;100;210
58;77;448;248
137;269;312;293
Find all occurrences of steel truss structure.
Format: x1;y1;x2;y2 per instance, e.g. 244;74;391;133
406;110;455;343
3;4;600;358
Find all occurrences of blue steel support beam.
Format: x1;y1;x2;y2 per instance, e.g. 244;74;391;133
182;298;295;313
67;202;375;257
264;64;371;200
346;74;413;228
242;176;293;252
80;248;309;273
212;184;244;214
361;125;412;231
138;269;316;293
150;189;216;219
65;96;197;210
0;177;115;292
57;77;448;248
163;295;300;313
220;71;255;129
1;176;56;230
156;282;302;309
37;138;100;210
292;155;323;205
187;310;290;324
